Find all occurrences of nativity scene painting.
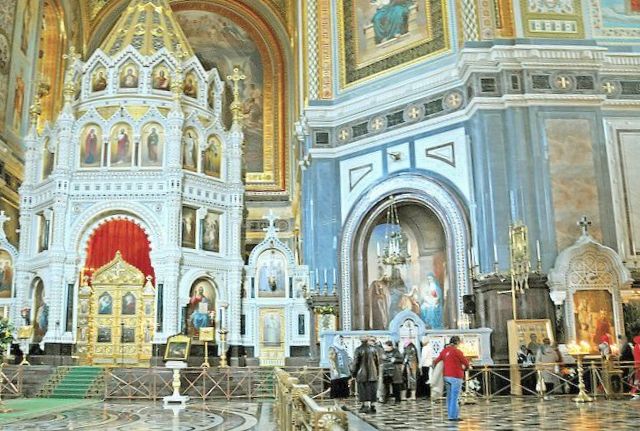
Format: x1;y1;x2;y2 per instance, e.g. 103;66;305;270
362;203;448;331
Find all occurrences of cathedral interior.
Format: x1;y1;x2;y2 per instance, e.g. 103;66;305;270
0;0;640;429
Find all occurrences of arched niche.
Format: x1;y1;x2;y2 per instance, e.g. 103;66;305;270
341;174;471;331
548;232;633;352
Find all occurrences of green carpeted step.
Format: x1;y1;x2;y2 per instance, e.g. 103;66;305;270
45;367;104;399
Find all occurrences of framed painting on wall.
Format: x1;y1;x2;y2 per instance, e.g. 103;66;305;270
573;290;615;353
338;0;450;87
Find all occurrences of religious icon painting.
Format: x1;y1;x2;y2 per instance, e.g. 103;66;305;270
573;290;615;353
151;63;172;91
256;250;287;298
121;292;136;315
110;123;133;167
141;123;163;167
262;311;283;346
98;292;113;315
32;279;48;343
97;327;112;343
181;206;197;248
122;327;135;343
0;200;19;248
0;250;13;299
183;71;198;98
201;211;220;253
187;279;216;336
203;136;222;178
182;128;199;171
80;125;103;168
20;0;34;54
119;63;139;89
338;0;449;87
91;66;108;92
13;72;25;132
42;139;55;179
164;334;191;361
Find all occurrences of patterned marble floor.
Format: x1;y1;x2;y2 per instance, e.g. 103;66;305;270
346;397;640;430
1;400;273;430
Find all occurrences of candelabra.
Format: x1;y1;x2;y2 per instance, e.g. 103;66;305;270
567;342;594;403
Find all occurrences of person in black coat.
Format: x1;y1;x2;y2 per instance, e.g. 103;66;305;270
352;336;380;413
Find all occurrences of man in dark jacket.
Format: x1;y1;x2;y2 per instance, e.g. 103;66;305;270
352;336;380;413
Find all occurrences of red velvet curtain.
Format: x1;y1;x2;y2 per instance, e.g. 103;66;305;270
84;219;155;283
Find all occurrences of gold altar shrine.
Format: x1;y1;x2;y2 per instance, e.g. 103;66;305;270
76;252;155;366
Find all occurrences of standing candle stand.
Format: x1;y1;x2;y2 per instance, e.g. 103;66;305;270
567;342;593;403
304;269;340;361
199;327;214;368
218;329;229;368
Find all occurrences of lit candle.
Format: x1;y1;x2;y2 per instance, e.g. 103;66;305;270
493;243;498;264
377;241;381;256
333;268;337;284
315;268;319;285
324;268;328;284
310;272;314;288
536;240;541;262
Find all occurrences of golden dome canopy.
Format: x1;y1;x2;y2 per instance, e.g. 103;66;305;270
99;0;194;58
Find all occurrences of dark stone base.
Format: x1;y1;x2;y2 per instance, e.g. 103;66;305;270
473;274;556;362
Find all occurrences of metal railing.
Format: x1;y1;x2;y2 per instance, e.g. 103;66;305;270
103;366;332;401
274;368;347;431
0;364;22;399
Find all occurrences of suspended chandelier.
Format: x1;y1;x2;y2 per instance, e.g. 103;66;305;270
377;196;411;267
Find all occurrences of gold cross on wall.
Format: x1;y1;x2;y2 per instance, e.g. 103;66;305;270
371;117;384;131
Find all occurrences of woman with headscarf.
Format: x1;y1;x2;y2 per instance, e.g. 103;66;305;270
328;335;352;401
403;340;420;400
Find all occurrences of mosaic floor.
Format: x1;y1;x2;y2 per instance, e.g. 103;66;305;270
346;397;640;430
2;397;640;430
1;399;271;430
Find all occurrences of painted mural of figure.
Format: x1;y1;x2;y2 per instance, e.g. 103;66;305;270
593;310;613;346
328;335;352;400
368;277;390;329
147;127;159;163
403;340;420;400
98;293;112;314
202;212;219;252
388;267;412;318
21;0;33;54
115;128;130;164
35;299;49;337
13;74;25;131
120;67;138;88
371;0;413;45
264;314;281;345
184;77;197;97
84;128;98;164
421;273;443;329
189;285;211;332
92;71;107;92
153;69;170;90
182;131;197;169
122;293;136;315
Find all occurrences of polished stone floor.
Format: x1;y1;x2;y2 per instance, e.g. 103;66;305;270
2;397;640;430
346;397;640;430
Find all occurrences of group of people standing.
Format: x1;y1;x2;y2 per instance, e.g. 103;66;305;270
328;334;470;421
